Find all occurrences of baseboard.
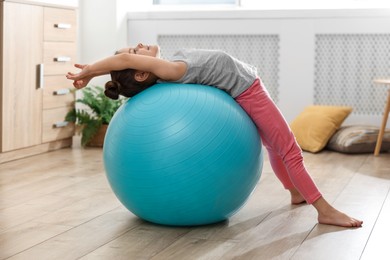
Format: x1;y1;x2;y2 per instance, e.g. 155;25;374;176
0;138;73;164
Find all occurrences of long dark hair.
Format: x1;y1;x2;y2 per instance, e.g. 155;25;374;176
104;69;157;99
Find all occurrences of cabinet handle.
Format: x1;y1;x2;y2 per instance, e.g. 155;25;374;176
54;56;71;62
54;23;71;29
37;64;44;89
53;88;71;95
53;121;69;128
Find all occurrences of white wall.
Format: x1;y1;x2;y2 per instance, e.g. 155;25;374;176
79;3;390;125
78;0;147;86
126;9;390;124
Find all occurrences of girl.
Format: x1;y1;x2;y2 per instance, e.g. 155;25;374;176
66;43;363;228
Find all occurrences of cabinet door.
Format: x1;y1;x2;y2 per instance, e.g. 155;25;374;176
2;2;43;152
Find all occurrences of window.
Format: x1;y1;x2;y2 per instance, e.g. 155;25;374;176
154;0;389;9
153;0;238;5
241;0;390;9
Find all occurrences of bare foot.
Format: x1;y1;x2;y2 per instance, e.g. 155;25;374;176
313;197;363;228
289;188;306;204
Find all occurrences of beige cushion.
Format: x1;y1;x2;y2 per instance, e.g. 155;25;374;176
290;105;353;153
327;125;390;153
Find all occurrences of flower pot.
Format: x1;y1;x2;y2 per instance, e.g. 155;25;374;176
87;124;108;147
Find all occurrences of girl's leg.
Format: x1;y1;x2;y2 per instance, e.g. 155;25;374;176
235;79;363;227
235;78;321;204
260;140;307;204
265;153;306;204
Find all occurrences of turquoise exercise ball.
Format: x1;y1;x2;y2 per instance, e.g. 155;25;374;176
103;83;263;226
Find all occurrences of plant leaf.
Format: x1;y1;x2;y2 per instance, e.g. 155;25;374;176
66;86;126;147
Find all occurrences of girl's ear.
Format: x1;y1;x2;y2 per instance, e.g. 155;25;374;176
134;71;150;82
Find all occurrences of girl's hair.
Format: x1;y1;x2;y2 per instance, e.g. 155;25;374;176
104;69;157;100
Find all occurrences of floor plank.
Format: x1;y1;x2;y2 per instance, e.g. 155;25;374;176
0;145;389;260
360;156;390;260
7;208;140;260
291;170;390;259
81;223;192;260
360;189;390;260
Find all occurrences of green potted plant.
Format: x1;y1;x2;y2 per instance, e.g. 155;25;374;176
66;86;126;147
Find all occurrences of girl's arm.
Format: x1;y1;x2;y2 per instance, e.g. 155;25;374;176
67;64;100;89
66;53;186;88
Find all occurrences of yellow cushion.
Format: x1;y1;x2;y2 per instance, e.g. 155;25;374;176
290;105;353;153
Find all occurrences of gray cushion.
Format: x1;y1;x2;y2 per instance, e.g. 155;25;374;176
326;125;390;154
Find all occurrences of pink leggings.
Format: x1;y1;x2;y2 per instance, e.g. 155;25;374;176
235;78;322;204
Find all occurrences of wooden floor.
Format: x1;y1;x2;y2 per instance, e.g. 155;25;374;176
1;142;389;260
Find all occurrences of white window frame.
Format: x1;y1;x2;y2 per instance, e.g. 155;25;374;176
151;0;390;9
153;0;239;5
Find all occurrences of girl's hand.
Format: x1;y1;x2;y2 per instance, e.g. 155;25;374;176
66;64;93;89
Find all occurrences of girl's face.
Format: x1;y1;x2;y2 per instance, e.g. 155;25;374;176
118;43;160;58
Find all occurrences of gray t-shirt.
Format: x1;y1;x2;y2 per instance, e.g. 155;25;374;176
168;49;258;98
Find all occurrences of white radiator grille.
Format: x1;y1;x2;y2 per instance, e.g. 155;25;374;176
314;34;390;115
157;34;280;102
